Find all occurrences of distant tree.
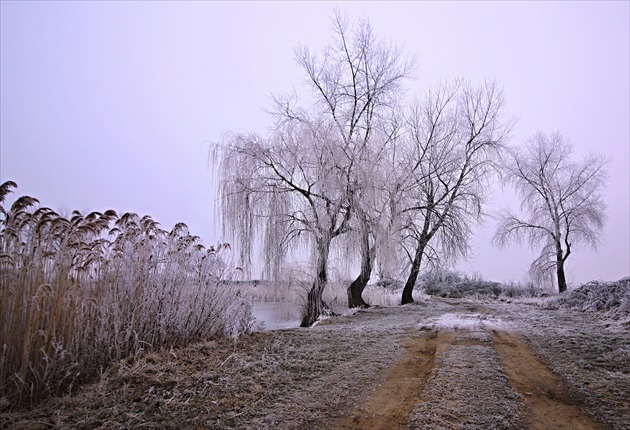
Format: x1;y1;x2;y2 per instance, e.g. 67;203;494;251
493;131;607;292
398;80;511;304
214;12;414;325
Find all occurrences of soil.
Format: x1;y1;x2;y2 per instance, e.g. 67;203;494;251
1;298;628;430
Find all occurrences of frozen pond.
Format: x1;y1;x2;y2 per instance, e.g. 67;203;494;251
249;300;347;330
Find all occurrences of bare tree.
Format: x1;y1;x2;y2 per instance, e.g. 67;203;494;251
398;80;511;304
214;12;414;325
493;131;607;292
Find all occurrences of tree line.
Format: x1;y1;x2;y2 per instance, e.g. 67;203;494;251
213;13;607;326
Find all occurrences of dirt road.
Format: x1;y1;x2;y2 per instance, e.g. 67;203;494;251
2;298;628;429
334;302;614;429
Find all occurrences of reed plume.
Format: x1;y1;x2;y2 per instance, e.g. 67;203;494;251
0;181;252;408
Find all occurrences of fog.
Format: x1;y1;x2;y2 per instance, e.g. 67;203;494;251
1;1;628;284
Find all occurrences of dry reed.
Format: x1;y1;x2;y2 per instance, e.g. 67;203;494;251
0;181;254;408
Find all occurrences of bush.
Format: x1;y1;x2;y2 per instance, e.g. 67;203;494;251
374;278;404;291
419;270;503;299
418;269;554;300
547;277;630;319
0;182;254;408
499;280;550;299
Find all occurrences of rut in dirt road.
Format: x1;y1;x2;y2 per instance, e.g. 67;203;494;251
334;308;609;430
493;330;609;430
334;330;441;430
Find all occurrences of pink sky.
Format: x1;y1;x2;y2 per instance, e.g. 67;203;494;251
1;1;628;284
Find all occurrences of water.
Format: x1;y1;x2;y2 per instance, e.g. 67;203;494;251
249;300;347;330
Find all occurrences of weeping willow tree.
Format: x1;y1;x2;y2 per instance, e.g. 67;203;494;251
214;12;414;326
216;119;352;326
397;80;513;304
493;132;607;293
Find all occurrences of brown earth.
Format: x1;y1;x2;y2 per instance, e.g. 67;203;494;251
335;301;615;430
1;298;628;429
492;330;607;430
334;330;447;430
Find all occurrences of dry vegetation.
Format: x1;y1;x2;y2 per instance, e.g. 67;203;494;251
2;306;415;429
1;295;628;430
418;269;548;300
544;277;630;320
0;182;254;409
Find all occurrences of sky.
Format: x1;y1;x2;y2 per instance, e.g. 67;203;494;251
1;1;628;285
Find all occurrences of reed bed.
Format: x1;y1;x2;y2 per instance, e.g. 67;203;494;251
0;181;253;408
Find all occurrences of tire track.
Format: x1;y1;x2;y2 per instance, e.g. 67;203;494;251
333;303;611;429
409;326;524;429
492;330;610;430
333;329;450;430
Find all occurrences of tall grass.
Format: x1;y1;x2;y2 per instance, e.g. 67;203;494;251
0;181;253;408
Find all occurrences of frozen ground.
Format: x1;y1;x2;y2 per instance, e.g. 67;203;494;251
2;298;628;429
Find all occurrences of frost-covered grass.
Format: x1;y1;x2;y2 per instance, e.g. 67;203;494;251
427;312;508;331
543;277;630;321
0;182;254;408
4;299;627;429
492;300;630;429
0;304;427;429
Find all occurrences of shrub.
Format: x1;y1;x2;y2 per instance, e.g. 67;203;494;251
374;278;404;291
418;269;554;300
547;277;630;319
0;182;253;408
419;269;503;299
499;280;551;299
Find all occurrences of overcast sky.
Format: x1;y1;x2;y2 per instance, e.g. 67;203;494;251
1;1;628;285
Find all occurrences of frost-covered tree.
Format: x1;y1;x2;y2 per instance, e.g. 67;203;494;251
398;80;511;304
216;119;353;327
214;13;414;325
493;132;607;293
344;122;402;308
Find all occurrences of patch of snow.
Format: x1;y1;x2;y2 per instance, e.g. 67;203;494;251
421;312;511;331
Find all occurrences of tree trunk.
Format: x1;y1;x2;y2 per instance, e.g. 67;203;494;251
347;208;374;308
301;238;333;327
347;270;371;308
347;225;373;308
556;254;568;293
554;237;568;293
401;238;426;305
